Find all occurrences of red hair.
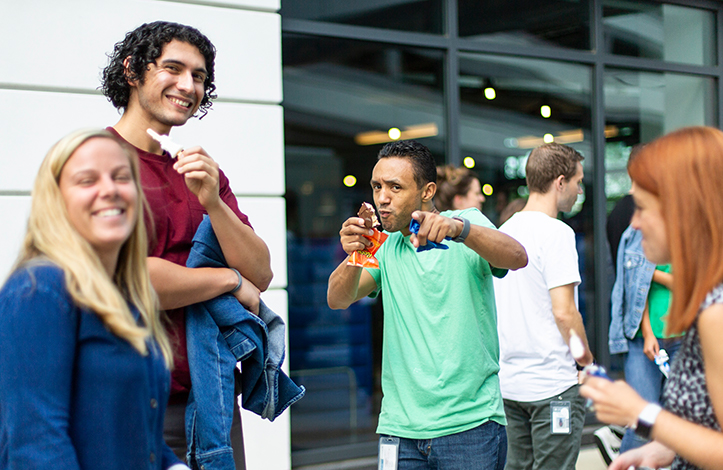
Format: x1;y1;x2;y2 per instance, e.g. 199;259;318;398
629;126;723;334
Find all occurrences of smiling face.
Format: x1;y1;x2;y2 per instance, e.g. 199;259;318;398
454;177;485;210
371;157;433;235
58;138;138;268
128;39;207;132
630;182;670;264
558;162;584;213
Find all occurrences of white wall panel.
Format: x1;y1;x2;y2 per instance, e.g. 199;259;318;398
166;0;280;13
173;103;285;196
0;197;32;281
237;196;287;289
242;288;291;470
0;90;122;192
1;1;290;465
0;90;283;195
0;0;281;103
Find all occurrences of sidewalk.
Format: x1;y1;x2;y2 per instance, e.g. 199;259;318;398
296;445;608;470
577;445;608;470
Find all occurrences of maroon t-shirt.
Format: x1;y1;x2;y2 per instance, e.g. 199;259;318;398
108;127;251;400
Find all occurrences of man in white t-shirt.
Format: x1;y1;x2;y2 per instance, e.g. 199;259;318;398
494;143;594;470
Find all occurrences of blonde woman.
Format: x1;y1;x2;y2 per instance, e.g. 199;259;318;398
0;129;187;469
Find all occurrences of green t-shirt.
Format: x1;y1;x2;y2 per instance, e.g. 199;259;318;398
648;264;673;339
366;208;507;439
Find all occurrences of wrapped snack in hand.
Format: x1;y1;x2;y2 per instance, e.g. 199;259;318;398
348;202;388;269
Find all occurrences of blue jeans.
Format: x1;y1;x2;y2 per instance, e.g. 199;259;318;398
620;336;682;453
384;420;507;470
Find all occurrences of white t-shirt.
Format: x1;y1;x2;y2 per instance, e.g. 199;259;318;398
494;211;581;401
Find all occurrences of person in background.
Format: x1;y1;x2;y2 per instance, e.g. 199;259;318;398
494;143;594;470
582;126;723;470
0;129;187;470
498;197;527;226
435;164;485;211
608;224;682;454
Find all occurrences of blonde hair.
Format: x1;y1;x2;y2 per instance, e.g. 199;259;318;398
15;129;173;367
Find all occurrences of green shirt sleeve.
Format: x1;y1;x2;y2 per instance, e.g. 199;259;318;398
454;208;509;278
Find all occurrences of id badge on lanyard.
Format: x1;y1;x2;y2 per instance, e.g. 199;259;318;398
550;401;572;434
378;436;400;470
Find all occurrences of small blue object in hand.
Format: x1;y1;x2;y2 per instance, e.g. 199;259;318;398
408;219;450;252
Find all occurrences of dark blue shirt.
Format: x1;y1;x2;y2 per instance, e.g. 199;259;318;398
0;263;180;469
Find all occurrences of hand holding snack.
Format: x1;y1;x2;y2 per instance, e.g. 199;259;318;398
346;203;387;269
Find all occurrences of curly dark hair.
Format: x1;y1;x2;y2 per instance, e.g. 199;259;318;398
100;21;217;118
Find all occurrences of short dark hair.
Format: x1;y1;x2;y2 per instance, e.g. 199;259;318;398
525;143;584;193
378;140;437;188
100;21;217;118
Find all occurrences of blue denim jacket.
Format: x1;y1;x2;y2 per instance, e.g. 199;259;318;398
608;226;656;354
0;263;181;470
184;216;305;470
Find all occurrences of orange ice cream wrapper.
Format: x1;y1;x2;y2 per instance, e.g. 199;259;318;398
348;229;388;269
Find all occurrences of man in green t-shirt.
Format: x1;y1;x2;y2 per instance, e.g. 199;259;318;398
327;140;528;470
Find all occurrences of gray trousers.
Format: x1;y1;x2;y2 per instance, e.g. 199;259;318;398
164;398;247;470
503;384;584;470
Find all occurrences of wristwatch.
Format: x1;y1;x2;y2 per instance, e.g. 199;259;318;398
633;403;662;439
451;217;470;243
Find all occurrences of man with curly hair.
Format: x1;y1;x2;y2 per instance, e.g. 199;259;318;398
101;21;274;469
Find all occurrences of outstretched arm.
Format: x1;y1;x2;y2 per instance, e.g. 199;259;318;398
409;211;527;270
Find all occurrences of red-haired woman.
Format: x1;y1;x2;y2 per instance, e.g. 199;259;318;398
581;126;723;470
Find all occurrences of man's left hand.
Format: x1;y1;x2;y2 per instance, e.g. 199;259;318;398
173;145;221;209
410;211;462;249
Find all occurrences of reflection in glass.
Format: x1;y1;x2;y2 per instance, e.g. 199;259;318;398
280;0;443;34
457;51;594;343
604;68;717;207
458;53;591;220
603;1;716;66
282;33;445;460
458;0;590;50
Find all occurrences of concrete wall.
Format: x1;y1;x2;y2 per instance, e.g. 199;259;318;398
0;0;290;468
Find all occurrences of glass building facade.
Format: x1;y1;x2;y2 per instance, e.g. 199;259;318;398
280;0;723;466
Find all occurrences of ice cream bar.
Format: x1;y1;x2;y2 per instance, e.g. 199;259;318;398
358;202;379;229
348;202;387;269
147;128;184;158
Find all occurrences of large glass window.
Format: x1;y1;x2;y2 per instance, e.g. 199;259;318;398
604;69;717;206
283;33;445;464
281;1;723;467
458;0;591;50
603;1;717;66
458;53;595;322
280;0;444;34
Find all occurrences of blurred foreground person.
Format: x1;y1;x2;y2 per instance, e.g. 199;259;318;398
0;129;186;470
581;126;723;470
